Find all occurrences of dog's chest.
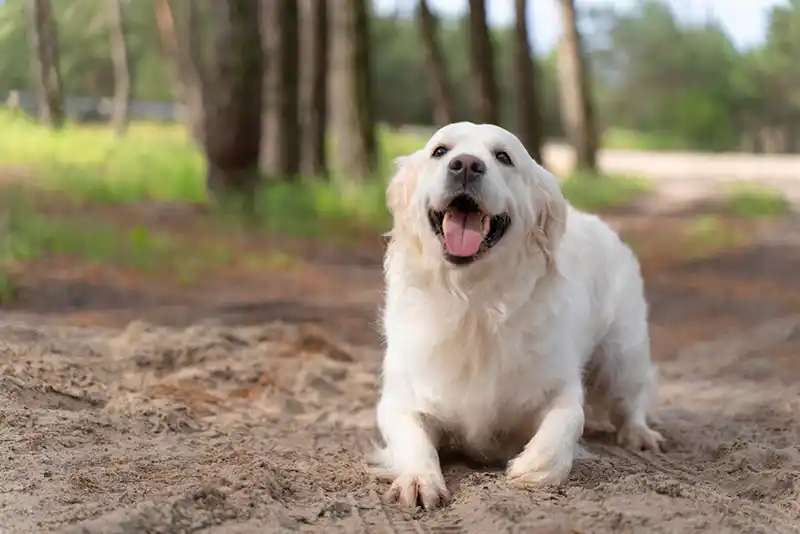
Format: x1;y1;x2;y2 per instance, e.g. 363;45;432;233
417;332;550;456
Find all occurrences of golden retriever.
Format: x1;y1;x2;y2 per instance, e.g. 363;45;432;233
371;122;664;510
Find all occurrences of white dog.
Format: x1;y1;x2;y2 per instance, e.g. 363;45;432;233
372;122;664;510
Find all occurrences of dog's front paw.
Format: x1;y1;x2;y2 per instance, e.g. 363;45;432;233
506;447;574;488
383;472;451;510
617;422;665;452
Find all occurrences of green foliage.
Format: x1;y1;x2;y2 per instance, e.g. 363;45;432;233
0;109;403;234
602;128;689;151
560;172;652;211
3;0;798;152
722;183;791;219
686;214;748;255
0;111;658;251
0;186;235;299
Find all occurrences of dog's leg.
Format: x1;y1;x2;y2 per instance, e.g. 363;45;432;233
598;302;665;452
506;385;584;487
602;338;664;451
374;401;450;510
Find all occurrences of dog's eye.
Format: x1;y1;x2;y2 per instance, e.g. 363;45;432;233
431;145;449;158
495;150;513;166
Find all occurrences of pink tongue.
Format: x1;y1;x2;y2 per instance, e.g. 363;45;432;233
444;210;484;257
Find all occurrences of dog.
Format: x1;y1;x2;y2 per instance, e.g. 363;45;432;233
371;122;664;510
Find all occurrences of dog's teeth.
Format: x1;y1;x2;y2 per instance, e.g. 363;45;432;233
481;215;491;236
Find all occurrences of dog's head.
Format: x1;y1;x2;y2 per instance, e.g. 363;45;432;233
386;122;567;273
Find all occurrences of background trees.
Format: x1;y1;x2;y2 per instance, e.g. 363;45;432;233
200;0;262;202
6;0;800;202
556;0;598;172
330;0;377;184
24;0;64;128
467;0;500;125
105;0;130;136
513;0;545;162
417;0;454;129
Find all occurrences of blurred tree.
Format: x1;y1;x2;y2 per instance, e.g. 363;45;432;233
106;0;130;136
299;0;328;178
261;0;300;179
417;0;454;128
513;0;544;162
154;0;204;143
557;0;598;172
2;0;799;155
467;0;499;124
330;0;377;183
588;1;742;151
200;0;262;208
25;0;65;128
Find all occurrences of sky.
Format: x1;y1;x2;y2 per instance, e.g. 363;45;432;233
373;0;789;52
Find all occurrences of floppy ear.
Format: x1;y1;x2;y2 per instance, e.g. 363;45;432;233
528;163;567;273
386;150;423;219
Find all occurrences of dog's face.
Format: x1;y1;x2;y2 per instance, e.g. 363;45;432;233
387;122;567;271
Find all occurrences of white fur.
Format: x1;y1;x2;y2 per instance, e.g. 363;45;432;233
373;122;664;509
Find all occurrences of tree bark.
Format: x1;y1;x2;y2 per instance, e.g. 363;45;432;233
262;0;300;179
330;0;377;183
25;0;65;129
556;0;598;173
106;0;131;136
299;0;329;178
467;0;499;125
513;0;544;162
202;0;263;207
417;0;454;128
154;0;204;144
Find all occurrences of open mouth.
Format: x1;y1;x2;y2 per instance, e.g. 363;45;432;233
428;194;511;265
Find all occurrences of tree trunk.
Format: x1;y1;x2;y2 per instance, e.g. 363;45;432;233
330;0;377;183
259;0;278;176
25;0;65;129
202;0;263;208
106;0;131;137
262;0;300;179
355;0;377;171
154;0;204;144
153;0;185;121
417;0;454;128
556;0;598;173
513;0;545;163
299;0;329;178
467;0;499;125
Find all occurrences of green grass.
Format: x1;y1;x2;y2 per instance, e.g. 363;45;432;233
0;109;660;299
686;214;748;252
602;128;689;152
0;109;655;229
0;108;427;235
0;188;234;300
721;183;791;219
560;171;652;211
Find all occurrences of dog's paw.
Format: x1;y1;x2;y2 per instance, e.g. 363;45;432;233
616;422;665;452
506;447;574;488
383;472;451;510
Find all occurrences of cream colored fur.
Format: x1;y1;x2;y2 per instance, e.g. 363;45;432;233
373;122;664;510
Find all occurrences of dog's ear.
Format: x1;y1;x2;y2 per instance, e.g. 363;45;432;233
386;150;423;219
528;163;567;273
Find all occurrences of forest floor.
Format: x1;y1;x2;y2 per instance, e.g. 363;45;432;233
1;161;800;533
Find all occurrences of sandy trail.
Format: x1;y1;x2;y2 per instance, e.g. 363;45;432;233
1;205;800;532
1;312;799;533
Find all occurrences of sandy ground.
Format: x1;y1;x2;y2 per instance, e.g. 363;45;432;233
2;198;800;532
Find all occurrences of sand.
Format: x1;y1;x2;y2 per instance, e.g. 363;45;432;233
2;219;800;533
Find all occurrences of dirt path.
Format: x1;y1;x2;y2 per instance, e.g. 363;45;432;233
2;209;800;533
544;143;800;209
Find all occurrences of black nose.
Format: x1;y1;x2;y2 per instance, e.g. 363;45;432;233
448;155;486;187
